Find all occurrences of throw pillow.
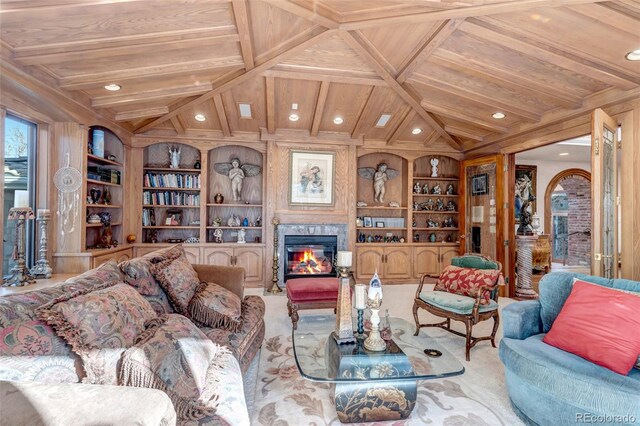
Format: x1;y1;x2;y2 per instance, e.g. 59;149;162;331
189;282;243;332
119;314;234;422
149;247;200;315
543;279;640;375
36;281;157;384
434;265;501;305
119;255;174;315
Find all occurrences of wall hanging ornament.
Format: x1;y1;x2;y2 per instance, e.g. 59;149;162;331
54;153;82;249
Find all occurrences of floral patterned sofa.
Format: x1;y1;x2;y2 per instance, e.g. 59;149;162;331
0;247;265;426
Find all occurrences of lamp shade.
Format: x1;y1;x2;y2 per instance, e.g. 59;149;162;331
336;251;352;267
13;190;29;208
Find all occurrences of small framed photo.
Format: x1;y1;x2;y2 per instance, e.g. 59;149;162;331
363;216;373;228
471;173;488;196
165;209;182;226
375;222;385;228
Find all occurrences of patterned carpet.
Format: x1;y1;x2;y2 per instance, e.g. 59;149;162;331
246;285;524;426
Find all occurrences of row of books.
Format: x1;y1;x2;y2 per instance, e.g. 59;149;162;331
143;191;201;206
142;208;156;226
144;172;200;189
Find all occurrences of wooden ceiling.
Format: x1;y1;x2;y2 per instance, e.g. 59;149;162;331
1;0;639;153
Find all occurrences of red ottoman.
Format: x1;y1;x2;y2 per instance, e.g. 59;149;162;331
286;277;339;329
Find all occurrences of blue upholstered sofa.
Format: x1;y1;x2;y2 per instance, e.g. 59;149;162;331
499;272;640;426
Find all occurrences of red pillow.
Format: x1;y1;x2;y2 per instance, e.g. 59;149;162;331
434;265;500;305
543;280;640;375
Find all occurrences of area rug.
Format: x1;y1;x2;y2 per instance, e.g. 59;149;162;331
247;285;524;426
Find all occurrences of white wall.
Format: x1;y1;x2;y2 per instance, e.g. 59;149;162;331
513;158;591;232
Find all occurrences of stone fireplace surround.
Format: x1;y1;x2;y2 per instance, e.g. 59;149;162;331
276;224;348;287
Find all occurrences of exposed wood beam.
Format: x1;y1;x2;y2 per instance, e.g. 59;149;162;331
409;75;541;122
340;30;461;150
263;68;385;86
60;61;243;90
420;99;510;133
115;106;169;122
213;93;231;137
0;0;149;14
465;18;640;89
432;50;582;109
423;130;440;147
170;116;185;135
13;32;239;65
338;0;602;30
388;109;416;145
135;29;333;134
350;86;375;138
444;125;484;142
396;19;463;84
264;0;339;29
265;76;276;134
254;25;324;64
311;81;330;136
231;0;255;70
91;83;213;108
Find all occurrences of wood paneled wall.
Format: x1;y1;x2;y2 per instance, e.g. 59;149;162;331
620;106;640;280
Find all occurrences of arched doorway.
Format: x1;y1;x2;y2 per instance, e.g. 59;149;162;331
544;169;591;267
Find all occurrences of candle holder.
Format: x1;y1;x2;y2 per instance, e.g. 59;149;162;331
355;308;365;338
270;217;282;294
30;210;53;279
3;207;36;287
364;293;387;351
333;266;356;344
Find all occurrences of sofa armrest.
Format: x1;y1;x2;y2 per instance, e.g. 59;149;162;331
0;380;176;426
502;300;543;340
192;264;245;299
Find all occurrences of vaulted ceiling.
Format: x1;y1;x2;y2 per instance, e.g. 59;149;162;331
1;0;639;153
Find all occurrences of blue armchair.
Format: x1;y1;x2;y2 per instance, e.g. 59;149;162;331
500;272;640;425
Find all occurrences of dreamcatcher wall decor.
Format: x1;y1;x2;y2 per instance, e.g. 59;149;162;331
54;153;82;249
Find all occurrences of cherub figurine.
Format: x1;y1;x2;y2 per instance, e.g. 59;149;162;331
358;162;399;203
214;158;262;202
431;184;442;195
446;184;455;195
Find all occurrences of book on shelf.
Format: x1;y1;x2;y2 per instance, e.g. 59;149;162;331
143;172;200;189
143;190;200;206
142;208;156;226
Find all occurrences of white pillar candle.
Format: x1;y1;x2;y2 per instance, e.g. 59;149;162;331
13;190;29;208
355;284;367;309
336;251;352;267
37;209;50;218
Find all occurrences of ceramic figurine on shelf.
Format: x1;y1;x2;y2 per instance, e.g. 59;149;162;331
427;218;437;228
103;187;111;205
446;184;455;195
358;232;366;243
213;217;222;227
169;146;181;169
237;228;246;244
425;198;435;211
430;158;439;177
436;198;444;211
255;215;261;227
194;160;201;170
356;217;363;227
388;201;399;208
213;228;223;243
357;162;399;203
413;182;421;194
422;183;429;194
413;201;418;211
414;233;420;242
447;200;457;211
214;193;224;204
431;184;442;195
412;217;417;227
214;158;262;202
227;216;235;227
242;217;249;227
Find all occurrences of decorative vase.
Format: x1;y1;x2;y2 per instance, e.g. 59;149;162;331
103;187;111;205
101;224;113;247
194;160;201;170
214;193;224;204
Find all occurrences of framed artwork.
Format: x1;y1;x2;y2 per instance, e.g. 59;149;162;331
471;173;488;196
165;209;182;226
515;165;537;223
363;216;373;228
375;222;385;228
289;151;335;206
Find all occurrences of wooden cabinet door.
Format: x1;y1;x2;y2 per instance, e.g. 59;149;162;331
183;247;201;264
234;247;263;283
440;246;460;272
115;248;132;264
92;248;132;268
413;247;439;278
384;247;411;280
356;247;384;280
202;247;233;266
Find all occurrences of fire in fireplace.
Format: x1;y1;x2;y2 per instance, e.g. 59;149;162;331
284;235;337;281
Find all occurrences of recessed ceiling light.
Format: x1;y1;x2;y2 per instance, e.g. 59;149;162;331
194;113;206;122
411;127;422;135
333;116;344;125
289;113;300;122
559;152;570;156
375;113;392;128
625;49;640;61
238;103;252;118
492;112;506;119
104;83;121;91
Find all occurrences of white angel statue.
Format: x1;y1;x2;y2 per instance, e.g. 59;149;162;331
214;158;262;201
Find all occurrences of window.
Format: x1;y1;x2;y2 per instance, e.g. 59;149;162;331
3;114;37;275
551;189;568;262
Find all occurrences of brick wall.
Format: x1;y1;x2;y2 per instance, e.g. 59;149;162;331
562;176;591;266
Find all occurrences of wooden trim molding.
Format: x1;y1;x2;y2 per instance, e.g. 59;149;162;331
543;168;591;236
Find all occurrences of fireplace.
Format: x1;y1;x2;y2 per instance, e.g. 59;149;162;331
283;235;337;281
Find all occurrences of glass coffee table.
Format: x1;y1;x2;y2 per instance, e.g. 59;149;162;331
292;315;464;423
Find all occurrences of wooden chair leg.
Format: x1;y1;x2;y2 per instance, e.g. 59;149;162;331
412;303;420;336
464;320;472;361
490;312;500;348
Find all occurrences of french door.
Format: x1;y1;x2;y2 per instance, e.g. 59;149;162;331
591;108;618;278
